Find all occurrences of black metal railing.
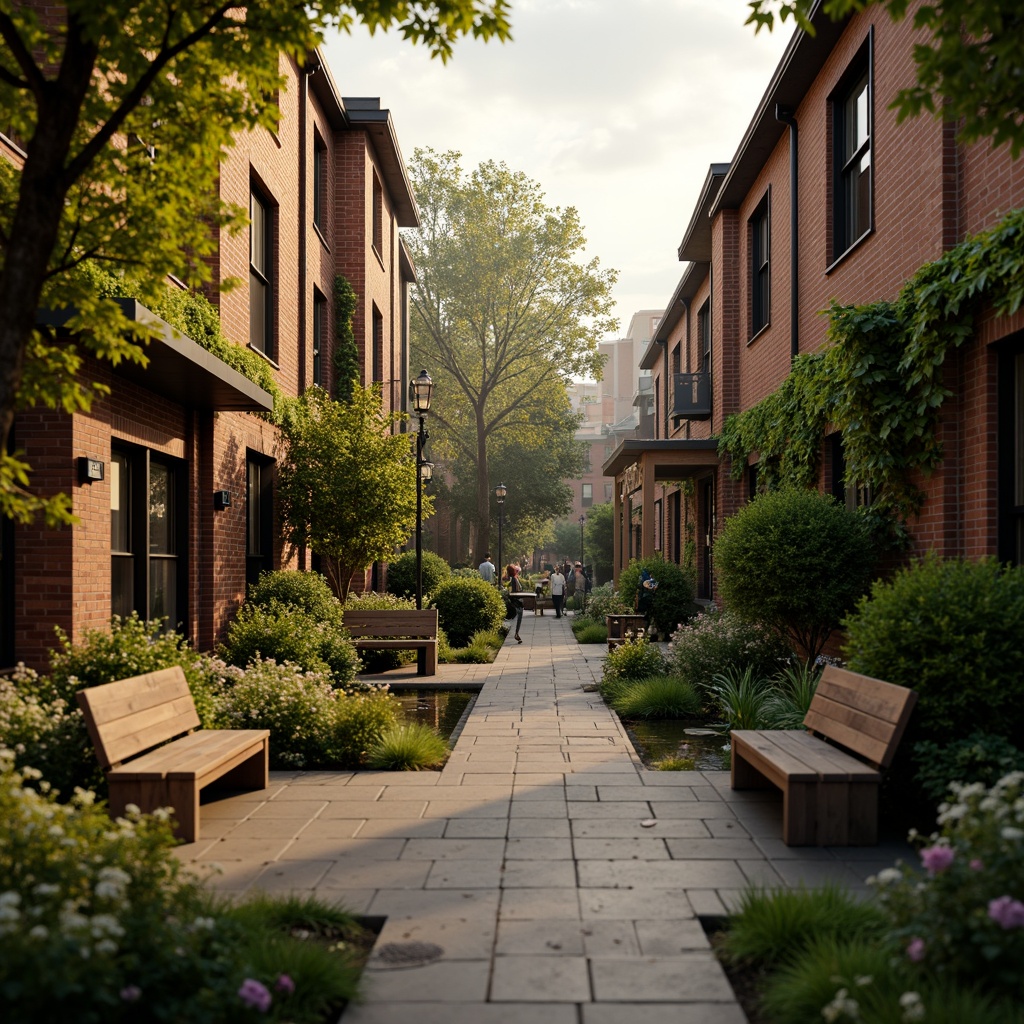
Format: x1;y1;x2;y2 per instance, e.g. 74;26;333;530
670;372;711;419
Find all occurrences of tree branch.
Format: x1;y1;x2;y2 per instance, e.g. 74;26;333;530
0;11;47;95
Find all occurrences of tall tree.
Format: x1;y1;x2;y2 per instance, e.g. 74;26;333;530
584;501;615;584
406;148;618;556
747;1;1024;156
0;0;511;524
276;384;428;602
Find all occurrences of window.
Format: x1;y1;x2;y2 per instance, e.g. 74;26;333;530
698;299;711;377
654;499;662;551
582;483;593;508
111;446;185;630
313;136;327;231
246;455;274;588
833;38;873;259
372;173;383;255
998;347;1024;565
249;188;273;356
829;433;872;510
604;483;613;502
750;193;770;335
372;305;383;384
583;450;592;472
312;289;326;388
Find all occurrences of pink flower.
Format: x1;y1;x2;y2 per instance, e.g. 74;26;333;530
907;937;926;962
988;895;1024;930
919;845;954;874
120;985;142;1003
969;858;984;872
238;978;272;1012
275;974;295;994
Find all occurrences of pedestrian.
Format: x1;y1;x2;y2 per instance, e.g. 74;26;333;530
549;564;566;618
573;561;587;611
564;558;576;603
478;552;496;583
506;563;524;642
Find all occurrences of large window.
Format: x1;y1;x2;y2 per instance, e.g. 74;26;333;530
249;188;273;356
312;289;326;388
246;454;275;588
999;347;1024;565
372;305;383;385
582;483;593;508
313;135;327;231
833;39;873;259
698;299;712;377
372;173;383;255
750;193;770;336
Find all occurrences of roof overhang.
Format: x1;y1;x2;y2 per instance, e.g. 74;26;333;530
603;438;719;479
677;164;730;262
40;299;274;414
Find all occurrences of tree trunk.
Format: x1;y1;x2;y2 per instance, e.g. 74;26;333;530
474;403;490;562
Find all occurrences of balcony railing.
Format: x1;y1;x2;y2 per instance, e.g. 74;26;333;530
671;372;711;420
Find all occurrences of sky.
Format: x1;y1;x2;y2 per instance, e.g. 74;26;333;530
321;0;795;339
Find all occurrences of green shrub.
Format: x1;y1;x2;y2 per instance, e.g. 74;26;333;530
602;634;666;683
912;731;1024;804
617;556;695;638
711;665;774;731
583;582;632;621
331;688;400;767
762;661;822;730
667;609;792;697
364;723;449;770
714;488;876;662
430;575;505;647
386;550;452;602
343;591;416;672
652;755;697;771
607;676;701;719
574;623;608;645
843;555;1024;747
246;570;343;624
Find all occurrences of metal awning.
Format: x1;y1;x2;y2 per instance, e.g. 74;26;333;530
603;438;719;479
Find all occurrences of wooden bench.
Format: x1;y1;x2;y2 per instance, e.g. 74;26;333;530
518;593;555;615
76;667;269;843
606;613;649;651
730;665;917;846
345;608;438;676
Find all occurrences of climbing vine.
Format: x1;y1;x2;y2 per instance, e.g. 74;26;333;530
719;205;1024;541
332;274;359;402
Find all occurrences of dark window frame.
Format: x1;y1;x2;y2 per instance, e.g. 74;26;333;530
313;134;327;232
246;453;275;589
998;342;1024;566
312;288;326;388
372;173;383;256
582;482;593;508
249;185;275;358
750;191;771;338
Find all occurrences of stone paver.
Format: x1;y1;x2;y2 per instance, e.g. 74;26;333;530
175;609;913;1023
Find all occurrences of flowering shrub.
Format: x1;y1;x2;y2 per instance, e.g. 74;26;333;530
667;609;792;698
332;686;401;767
602;632;666;683
870;771;1024;1001
584;582;632;621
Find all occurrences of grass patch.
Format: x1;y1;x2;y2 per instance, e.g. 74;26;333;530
608;675;702;719
574;623;608;644
651;754;697;771
364;722;449;770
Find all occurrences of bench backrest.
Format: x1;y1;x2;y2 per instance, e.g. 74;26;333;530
804;665;917;769
76;666;199;771
344;608;438;639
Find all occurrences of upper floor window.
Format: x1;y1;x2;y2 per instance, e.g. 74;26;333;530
312;289;326;388
249;188;273;356
832;37;873;260
582;483;593;508
372;173;383;255
698;300;711;377
372;305;383;384
313;135;327;231
750;193;770;336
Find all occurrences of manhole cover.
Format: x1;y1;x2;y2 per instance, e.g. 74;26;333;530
373;941;445;969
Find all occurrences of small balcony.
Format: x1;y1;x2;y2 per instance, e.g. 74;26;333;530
671;372;711;420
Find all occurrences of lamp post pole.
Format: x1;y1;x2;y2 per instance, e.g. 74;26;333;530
495;483;506;588
579;513;586;614
409;369;433;613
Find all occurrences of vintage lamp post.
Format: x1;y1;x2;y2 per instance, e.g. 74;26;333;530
495;482;507;587
410;369;433;613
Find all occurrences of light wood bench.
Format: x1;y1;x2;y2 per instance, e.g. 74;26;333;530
731;665;917;846
345;608;438;676
76;667;269;843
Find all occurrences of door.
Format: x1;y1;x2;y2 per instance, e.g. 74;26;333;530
700;477;715;600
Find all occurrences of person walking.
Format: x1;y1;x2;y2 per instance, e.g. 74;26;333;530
563;558;576;606
506;562;525;642
549;565;566;618
478;553;496;583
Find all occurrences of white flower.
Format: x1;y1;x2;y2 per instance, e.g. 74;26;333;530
124;803;141;816
1000;826;1024;840
32;883;59;897
873;868;902;886
28;924;48;940
899;991;925;1022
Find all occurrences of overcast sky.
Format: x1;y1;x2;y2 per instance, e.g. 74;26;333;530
321;0;794;338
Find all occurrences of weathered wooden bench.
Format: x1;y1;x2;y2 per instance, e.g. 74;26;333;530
730;665;917;846
345;608;438;676
76;667;269;843
518;593;555;615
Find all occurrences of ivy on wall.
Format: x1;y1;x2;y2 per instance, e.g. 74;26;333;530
332;274;359;402
719;205;1024;541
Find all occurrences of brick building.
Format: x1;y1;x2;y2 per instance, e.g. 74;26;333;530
604;5;1024;594
1;51;419;669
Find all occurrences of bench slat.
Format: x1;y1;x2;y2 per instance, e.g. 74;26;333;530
731;731;819;783
769;730;880;782
352;639;435;648
344;609;438;639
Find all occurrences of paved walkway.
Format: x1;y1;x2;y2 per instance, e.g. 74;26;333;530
174;611;910;1024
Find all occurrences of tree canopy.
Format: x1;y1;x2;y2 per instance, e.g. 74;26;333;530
276;384;429;602
0;0;511;525
746;0;1024;156
406;147;617;557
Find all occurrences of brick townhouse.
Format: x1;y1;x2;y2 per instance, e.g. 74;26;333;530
1;51;419;669
604;3;1024;595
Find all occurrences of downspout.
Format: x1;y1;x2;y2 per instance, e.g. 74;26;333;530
658;338;668;438
681;297;691;440
775;104;799;361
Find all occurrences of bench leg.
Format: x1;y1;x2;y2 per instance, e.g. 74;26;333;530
731;747;773;790
846;783;878;846
216;740;269;791
782;782;816;846
167;779;200;843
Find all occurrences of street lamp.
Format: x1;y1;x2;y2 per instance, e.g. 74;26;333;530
410;370;433;620
495;483;506;588
578;513;586;614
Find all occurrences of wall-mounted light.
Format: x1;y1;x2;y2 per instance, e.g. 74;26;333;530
78;457;105;484
213;490;232;510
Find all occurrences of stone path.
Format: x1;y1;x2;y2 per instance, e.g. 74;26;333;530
173;611;910;1023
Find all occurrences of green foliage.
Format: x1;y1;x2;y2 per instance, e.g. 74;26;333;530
912;732;1024;805
385;550;452;601
602;634;666;684
332;688;401;767
843;555;1024;746
583;502;615;582
710;666;774;732
332;274;360;402
762;661;822;730
667;609;792;697
607;676;702;720
584;581;632;621
617;555;696;638
276;384;426;601
430;575;506;647
364;722;449;770
247;570;343;623
573;623;608;645
652;755;697;771
714;488;875;662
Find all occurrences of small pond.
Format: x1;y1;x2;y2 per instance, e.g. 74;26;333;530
391;689;477;742
625;720;732;771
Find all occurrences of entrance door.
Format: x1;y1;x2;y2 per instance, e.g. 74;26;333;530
700;477;715;599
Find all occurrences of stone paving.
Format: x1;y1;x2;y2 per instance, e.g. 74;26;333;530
173;611;911;1024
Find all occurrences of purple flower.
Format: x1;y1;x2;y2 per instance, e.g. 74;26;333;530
120;985;142;1003
275;974;295;994
238;978;272;1012
907;937;926;962
988;895;1024;930
969;858;984;872
919;845;954;875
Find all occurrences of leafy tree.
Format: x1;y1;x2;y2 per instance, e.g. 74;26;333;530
0;0;511;525
332;274;360;402
552;517;585;563
746;1;1024;156
583;501;614;584
406;147;617;555
276;384;429;602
